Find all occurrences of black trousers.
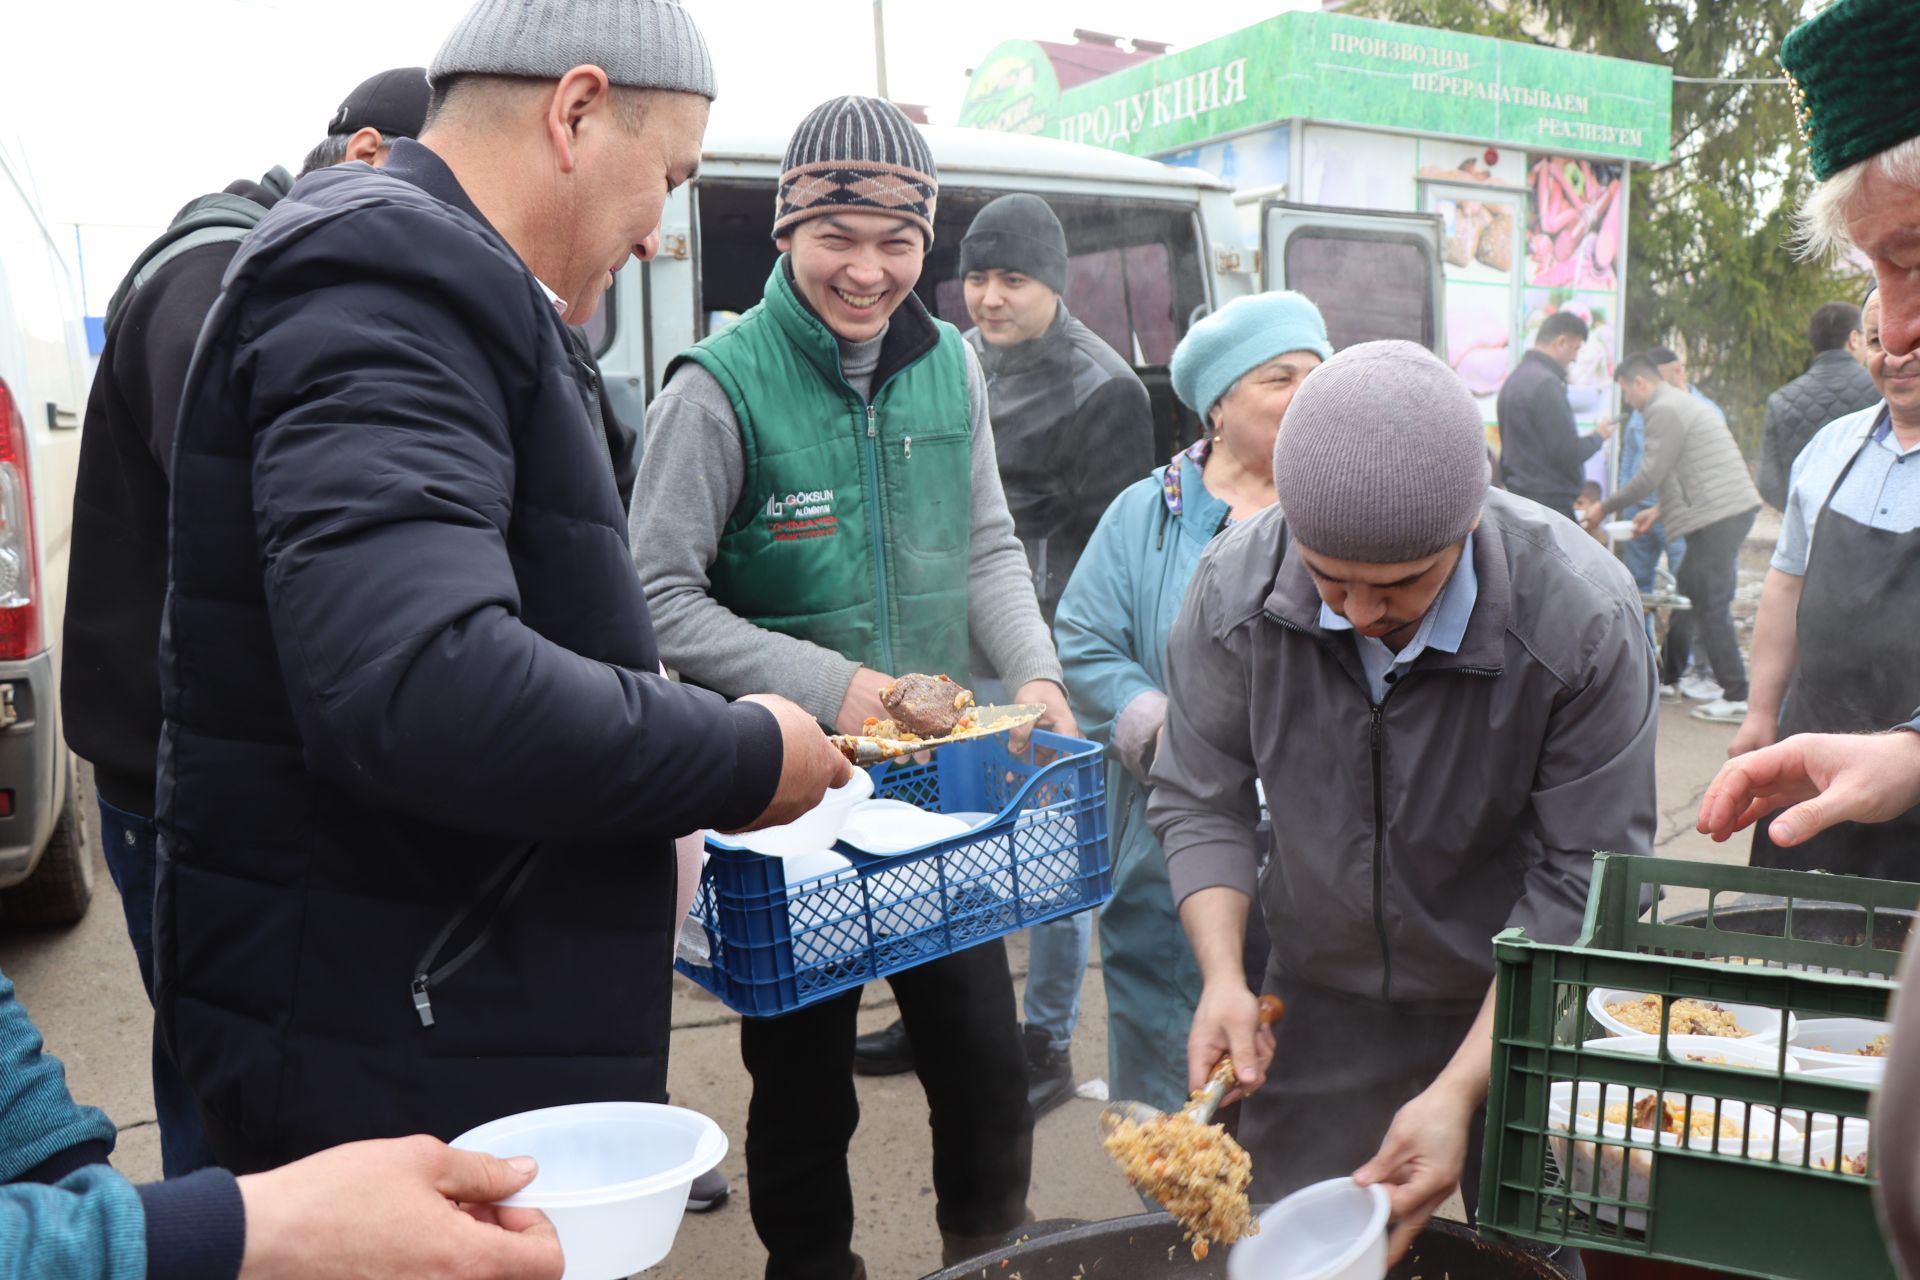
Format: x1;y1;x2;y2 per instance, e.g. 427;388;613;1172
1510;487;1580;520
740;939;1034;1280
1660;508;1756;701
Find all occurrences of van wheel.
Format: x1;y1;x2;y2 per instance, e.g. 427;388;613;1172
2;761;95;925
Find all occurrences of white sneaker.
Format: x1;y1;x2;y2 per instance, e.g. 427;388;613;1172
1678;673;1724;701
1659;683;1682;702
1690;698;1748;724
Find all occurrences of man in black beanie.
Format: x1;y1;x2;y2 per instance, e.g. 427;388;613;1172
951;192;1151;1117
959;193;1154;624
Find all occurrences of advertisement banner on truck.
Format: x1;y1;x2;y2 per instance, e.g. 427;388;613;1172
960;12;1671;166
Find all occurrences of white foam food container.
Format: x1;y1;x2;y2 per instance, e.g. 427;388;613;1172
1546;1080;1797;1232
707;768;873;856
1784;1018;1891;1072
1579;1033;1803;1074
452;1102;726;1280
1227;1177;1390;1280
1804;1123;1875;1178
1587;986;1796;1044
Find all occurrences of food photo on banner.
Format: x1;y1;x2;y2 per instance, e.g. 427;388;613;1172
1526;154;1624;291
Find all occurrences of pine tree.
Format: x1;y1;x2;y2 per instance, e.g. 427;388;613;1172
1350;0;1858;452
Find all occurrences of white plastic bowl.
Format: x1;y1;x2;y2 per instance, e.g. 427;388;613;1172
1604;520;1638;542
1770;1064;1878;1142
1579;1033;1802;1074
1803;1064;1884;1085
709;768;873;856
452;1102;726;1280
1784;1018;1891;1072
1546;1080;1796;1232
1587;987;1795;1044
1227;1177;1390;1280
1804;1123;1875;1176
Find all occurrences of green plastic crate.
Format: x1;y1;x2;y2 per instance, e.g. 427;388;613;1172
1478;854;1914;1278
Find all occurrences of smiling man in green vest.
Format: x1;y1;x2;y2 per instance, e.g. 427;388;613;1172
630;95;1076;1280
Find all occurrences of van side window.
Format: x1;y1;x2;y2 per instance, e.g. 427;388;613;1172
688;178;1206;367
930;198;1200;369
688;180;1208;457
579;272;615;357
1282;230;1435;351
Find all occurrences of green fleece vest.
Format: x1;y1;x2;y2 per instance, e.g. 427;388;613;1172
673;260;973;684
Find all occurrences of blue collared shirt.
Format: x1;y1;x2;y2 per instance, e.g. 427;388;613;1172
1318;534;1479;703
1774;404;1920;576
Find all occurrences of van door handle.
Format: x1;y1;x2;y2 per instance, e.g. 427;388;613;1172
47;403;79;430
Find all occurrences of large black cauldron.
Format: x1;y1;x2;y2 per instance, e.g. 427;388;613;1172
923;1212;1571;1280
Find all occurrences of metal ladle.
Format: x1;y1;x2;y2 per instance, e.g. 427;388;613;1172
1099;994;1286;1135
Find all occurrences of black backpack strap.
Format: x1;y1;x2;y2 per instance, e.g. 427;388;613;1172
102;178;284;331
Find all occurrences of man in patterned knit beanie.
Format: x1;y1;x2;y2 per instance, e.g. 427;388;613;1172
1148;341;1656;1267
632;95;1077;1280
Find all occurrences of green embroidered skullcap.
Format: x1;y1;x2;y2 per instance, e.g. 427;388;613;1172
1782;0;1920;180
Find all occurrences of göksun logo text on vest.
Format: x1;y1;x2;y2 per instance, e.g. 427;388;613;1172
764;490;839;542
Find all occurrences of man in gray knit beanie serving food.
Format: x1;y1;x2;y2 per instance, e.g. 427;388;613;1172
1147;340;1657;1263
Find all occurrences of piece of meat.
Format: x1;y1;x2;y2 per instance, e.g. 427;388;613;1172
879;673;975;738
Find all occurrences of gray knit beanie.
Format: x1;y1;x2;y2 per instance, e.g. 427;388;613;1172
428;0;716;98
1271;340;1490;563
775;96;938;247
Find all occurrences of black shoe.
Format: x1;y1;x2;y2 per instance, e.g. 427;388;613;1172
686;1166;729;1213
853;1017;914;1076
1023;1023;1074;1119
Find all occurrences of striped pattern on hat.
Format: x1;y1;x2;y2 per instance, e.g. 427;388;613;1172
774;96;938;246
428;0;716;99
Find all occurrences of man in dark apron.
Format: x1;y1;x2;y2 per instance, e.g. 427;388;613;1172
1735;288;1920;879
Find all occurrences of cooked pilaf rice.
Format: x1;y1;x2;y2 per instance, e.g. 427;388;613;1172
1101;1111;1256;1260
1606;994;1753;1038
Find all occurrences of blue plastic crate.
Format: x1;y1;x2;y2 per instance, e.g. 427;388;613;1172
676;730;1111;1017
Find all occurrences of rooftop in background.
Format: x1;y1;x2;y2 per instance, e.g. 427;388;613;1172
1034;30;1167;89
701;123;1231;192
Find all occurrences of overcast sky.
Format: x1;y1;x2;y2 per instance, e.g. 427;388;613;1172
10;0;1305;307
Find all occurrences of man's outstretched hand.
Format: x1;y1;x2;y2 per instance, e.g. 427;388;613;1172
1697;730;1920;847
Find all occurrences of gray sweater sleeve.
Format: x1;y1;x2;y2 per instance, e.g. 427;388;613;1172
630;364;860;724
963;341;1066;693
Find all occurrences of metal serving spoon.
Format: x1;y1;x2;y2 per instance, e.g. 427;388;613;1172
828;702;1048;765
1099;994;1286;1135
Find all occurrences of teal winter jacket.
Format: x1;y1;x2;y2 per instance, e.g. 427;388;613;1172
1054;450;1227;1114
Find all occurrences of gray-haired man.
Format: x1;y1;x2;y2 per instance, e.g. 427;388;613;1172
1151;341;1655;1264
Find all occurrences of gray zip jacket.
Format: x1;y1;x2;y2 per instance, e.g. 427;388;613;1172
1147;489;1658;1004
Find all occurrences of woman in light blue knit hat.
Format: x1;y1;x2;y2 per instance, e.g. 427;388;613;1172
1053;289;1330;1122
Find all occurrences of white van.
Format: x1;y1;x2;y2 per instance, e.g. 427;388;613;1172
0;136;92;924
587;125;1444;461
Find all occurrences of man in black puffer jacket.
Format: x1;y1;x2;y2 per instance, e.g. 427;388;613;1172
1758;299;1880;510
154;0;845;1173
